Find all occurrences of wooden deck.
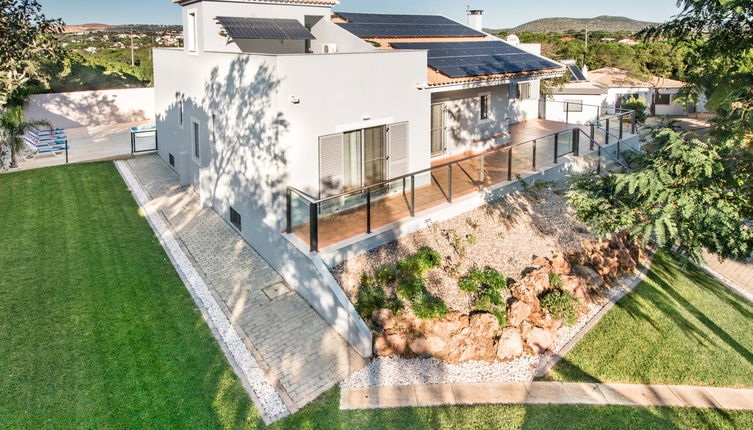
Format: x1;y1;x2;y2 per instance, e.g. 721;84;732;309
291;119;611;249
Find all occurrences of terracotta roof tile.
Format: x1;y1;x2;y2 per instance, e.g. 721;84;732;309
589;67;686;89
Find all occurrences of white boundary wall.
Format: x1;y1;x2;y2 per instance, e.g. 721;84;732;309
25;88;155;129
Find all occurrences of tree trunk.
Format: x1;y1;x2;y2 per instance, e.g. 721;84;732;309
9;144;17;169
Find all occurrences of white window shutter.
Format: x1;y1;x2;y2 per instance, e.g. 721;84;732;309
319;133;344;198
387;122;409;179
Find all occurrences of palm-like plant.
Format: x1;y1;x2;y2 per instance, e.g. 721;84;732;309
0;107;50;169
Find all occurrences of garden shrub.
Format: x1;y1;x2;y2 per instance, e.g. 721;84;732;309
549;273;564;289
460;267;509;327
397;246;441;278
458;267;485;293
621;97;648;124
411;289;450;320
397;276;425;301
355;278;402;318
475;296;508;327
540;289;579;326
374;264;399;286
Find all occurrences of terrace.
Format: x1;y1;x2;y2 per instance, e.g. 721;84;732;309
286;101;639;252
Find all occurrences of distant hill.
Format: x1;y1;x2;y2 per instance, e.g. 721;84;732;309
495;16;658;34
63;24;182;34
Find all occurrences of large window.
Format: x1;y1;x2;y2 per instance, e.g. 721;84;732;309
431;103;445;156
655;93;671;105
186;11;197;52
480;94;490;120
342;126;387;191
518;82;532;100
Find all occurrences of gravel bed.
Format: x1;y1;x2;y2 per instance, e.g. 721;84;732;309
340;273;637;389
332;183;593;314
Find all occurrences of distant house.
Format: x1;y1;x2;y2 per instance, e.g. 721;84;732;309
550;66;707;119
618;38;638;45
560;36;575;42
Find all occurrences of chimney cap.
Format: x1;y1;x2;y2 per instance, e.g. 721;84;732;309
468;9;484;14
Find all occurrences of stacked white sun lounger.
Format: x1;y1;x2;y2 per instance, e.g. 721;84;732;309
23;127;68;158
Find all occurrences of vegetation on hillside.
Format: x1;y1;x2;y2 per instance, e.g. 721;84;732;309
495;15;657;35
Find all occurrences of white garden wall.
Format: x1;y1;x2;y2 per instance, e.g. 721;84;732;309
25;88;155;129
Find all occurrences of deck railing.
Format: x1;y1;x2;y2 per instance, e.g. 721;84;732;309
288;106;637;252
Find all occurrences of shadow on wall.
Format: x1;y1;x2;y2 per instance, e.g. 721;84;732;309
25;88;155;129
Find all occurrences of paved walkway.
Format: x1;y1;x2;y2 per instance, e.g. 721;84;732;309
341;382;753;411
122;155;366;414
703;251;753;298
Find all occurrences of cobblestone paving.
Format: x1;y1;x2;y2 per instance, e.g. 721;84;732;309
125;155;366;411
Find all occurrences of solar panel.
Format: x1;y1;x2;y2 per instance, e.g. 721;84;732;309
216;16;315;40
568;65;587;81
390;41;562;78
335;12;485;38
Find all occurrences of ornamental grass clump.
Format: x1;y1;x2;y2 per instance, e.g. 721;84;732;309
355;274;402;319
459;267;509;327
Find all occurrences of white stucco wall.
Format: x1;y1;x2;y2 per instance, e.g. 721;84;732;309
508;79;540;123
548;94;606;124
431;85;510;158
24;88;155;129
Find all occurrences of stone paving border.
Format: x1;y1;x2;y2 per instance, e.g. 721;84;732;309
340;382;753;411
115;160;289;424
697;262;753;305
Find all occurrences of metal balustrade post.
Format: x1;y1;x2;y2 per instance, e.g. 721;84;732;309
553;132;559;163
507;148;513;181
597;146;602;175
479;154;485;186
410;175;415;216
532;140;537;169
131;132;135;154
285;189;292;234
366;189;372;234
447;165;453;203
632;112;637;134
590;124;595;150
566;102;570;124
572;129;579;157
619;115;624;139
309;202;319;253
596;106;601;123
605;119;610;145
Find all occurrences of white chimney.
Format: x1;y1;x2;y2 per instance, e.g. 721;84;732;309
467;7;483;31
582;64;589;80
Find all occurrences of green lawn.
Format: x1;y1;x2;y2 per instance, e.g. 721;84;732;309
3;164;752;430
0;163;263;429
550;251;753;387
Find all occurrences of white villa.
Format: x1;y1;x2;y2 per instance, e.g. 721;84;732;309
153;0;637;356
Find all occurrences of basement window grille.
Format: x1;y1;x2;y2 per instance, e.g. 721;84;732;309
169;153;175;167
230;207;242;231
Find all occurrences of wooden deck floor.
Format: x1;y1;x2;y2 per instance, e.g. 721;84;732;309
292;119;617;249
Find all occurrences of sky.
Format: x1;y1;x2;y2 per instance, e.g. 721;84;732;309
41;0;683;28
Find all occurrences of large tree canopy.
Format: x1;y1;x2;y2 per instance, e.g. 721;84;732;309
0;0;64;107
569;0;753;261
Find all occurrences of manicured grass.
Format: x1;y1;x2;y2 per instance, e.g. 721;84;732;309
271;386;753;430
0;163;263;429
550;251;753;387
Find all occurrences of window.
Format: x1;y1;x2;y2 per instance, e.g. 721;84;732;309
480;94;490;120
430;103;445;156
517;82;532;100
563;100;583;112
186;11;197;52
192;121;200;161
342;126;387;191
655;93;671;105
169;153;175;167
230;207;242;230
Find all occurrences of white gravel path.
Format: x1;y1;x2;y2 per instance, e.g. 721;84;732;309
341;273;638;389
116;161;289;423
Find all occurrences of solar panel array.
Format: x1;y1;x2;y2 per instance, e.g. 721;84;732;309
335;12;485;38
568;65;587;81
390;41;562;78
216;16;315;40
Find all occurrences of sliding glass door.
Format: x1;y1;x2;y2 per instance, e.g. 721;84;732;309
342;125;387;191
431;103;446;156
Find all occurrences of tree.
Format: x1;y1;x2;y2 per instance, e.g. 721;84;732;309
0;106;49;169
620;97;648;124
568;0;753;261
0;0;65;107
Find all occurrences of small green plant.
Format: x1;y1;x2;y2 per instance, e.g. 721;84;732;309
459;267;509;327
397;276;425;301
467;234;478;245
549;273;564;289
540;289;579;326
355;277;402;318
411;289;450;320
374;265;399;286
397;246;441;277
